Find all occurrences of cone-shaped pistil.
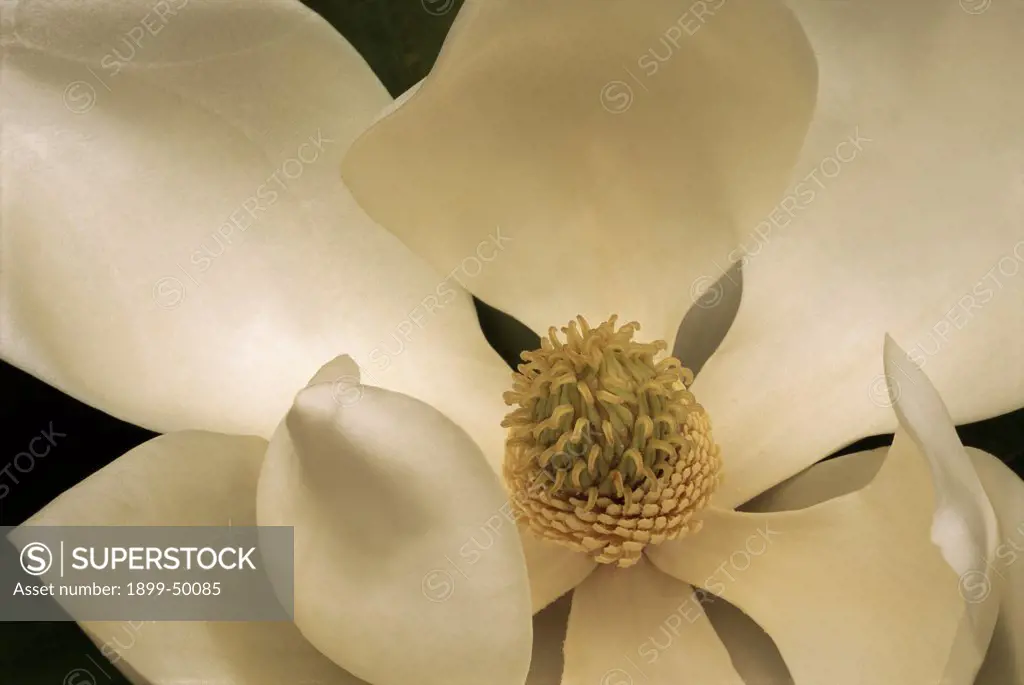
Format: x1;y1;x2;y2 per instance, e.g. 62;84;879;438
502;316;721;567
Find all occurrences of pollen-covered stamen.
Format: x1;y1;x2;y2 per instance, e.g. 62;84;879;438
502;315;721;568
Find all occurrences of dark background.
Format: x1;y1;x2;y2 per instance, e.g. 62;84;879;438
2;0;1022;682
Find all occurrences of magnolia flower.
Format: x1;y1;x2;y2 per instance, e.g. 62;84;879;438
3;0;1023;684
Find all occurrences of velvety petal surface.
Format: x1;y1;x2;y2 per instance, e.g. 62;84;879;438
650;434;999;684
256;359;533;685
0;0;511;469
519;528;595;614
652;340;1010;682
343;0;817;346
744;444;1023;685
561;558;743;685
10;431;368;685
882;336;1000;635
969;447;1024;685
693;0;1024;506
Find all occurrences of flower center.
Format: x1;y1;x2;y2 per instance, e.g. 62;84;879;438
502;315;721;567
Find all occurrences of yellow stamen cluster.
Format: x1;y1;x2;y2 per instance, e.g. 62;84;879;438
502;315;721;567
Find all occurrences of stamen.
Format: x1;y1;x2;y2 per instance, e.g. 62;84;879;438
502;315;721;567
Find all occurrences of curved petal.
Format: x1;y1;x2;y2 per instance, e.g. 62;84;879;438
256;364;533;685
883;336;999;623
648;442;993;683
561;558;743;685
693;0;1024;506
342;0;817;346
0;0;512;470
648;403;1006;685
310;355;594;617
727;443;1023;685
520;528;596;614
11;431;367;685
969;448;1024;685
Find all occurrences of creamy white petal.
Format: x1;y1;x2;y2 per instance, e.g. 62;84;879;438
0;0;511;471
693;0;1024;506
519;529;595;614
561;558;743;685
310;355;593;616
342;0;817;346
883;336;999;634
654;339;1008;682
969;448;1024;685
10;431;367;685
648;432;1002;683
256;370;532;685
741;443;1023;685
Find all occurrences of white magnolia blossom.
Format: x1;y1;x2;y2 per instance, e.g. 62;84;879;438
2;0;1023;684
